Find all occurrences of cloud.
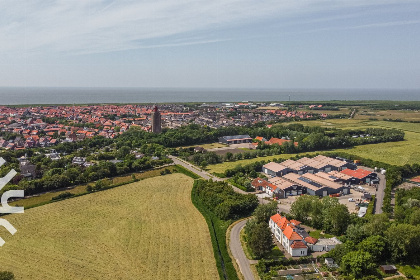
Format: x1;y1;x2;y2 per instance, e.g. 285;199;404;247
0;0;416;55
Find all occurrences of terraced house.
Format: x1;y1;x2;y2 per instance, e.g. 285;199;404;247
269;214;342;257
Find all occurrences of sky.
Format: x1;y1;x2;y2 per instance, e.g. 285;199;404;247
1;0;420;89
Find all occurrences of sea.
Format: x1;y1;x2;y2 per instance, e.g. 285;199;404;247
0;87;419;105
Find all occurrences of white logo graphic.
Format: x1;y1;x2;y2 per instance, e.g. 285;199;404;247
0;157;24;246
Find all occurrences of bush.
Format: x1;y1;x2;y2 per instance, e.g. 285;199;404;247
0;271;14;280
51;192;74;201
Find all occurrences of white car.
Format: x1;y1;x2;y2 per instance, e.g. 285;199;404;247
348;198;355;202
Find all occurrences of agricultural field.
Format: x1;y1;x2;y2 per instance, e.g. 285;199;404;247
355;109;420;122
0;173;218;280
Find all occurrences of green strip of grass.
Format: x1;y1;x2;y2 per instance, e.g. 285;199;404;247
191;181;239;280
174;165;201;179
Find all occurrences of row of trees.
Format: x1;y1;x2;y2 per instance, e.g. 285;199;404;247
5;156;171;196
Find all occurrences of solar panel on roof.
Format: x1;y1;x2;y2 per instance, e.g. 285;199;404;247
329;175;338;180
298;177;322;188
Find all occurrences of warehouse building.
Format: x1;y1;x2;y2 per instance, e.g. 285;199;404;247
218;135;252;144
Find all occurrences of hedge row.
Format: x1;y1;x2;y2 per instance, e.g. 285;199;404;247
191;180;239;280
365;195;375;218
173;165;201;179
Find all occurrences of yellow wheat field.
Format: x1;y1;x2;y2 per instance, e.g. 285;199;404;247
0;173;218;280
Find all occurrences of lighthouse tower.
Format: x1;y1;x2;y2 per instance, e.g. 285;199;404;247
151;105;162;133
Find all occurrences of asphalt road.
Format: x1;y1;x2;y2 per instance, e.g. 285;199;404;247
168;155;248;194
375;172;386;214
230;219;256;280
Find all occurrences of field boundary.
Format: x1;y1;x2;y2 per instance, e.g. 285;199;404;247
191;182;239;280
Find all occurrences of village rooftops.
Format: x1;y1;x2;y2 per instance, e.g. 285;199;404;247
251;178;279;192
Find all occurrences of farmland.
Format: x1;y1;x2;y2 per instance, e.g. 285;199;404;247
0;173;218;280
295;119;420;166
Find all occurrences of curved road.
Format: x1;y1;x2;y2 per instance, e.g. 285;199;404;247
230;219;256;280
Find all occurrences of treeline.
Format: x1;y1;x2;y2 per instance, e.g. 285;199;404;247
5;156;171;196
119;123;404;150
191;180;259;280
382;164;420;213
194;180;258;220
394;186;420;225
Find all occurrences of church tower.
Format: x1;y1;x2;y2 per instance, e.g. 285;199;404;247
151;105;162;133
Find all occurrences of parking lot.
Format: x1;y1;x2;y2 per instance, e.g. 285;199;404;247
274;182;377;214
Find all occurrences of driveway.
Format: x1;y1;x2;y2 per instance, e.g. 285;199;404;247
375;173;386;214
230;219;256;280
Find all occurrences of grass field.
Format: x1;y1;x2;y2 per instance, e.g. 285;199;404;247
207;152;320;174
0;173;218;280
11;166;178;209
355;109;420;121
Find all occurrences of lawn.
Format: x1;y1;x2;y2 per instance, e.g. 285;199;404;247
180;142;227;150
398;265;420;279
0;173;218;280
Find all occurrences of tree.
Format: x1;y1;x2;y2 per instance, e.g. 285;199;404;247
116;146;131;159
323;204;350;235
290;195;316;223
224;152;234;162
340;250;376;278
385;223;420;262
253;201;278;223
409;208;420;226
346;223;367;244
247;222;273;259
200;160;208;170
363;213;390;236
358;235;387;263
